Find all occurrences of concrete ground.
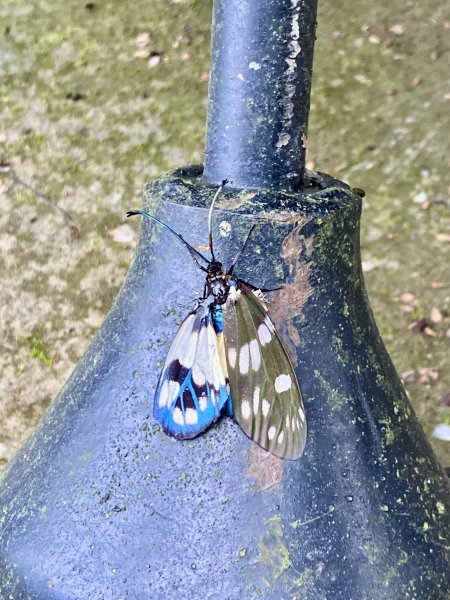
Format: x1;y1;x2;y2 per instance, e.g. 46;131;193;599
0;0;449;471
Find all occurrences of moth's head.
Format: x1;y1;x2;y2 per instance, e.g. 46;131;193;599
207;259;224;276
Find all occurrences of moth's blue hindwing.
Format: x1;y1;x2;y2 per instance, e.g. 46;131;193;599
154;307;230;439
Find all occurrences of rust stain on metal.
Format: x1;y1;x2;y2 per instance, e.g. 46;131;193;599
246;444;283;492
269;217;314;358
218;192;257;211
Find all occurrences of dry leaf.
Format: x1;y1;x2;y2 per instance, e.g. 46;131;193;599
134;49;151;59
437;233;450;242
389;24;404;35
430;307;443;323
417;368;439;383
432;281;445;289
362;260;376;272
400;370;417;383
408;319;434;334
412;76;422;87
423;326;437;337
107;224;136;245
432;424;450;441
420;199;431;210
399;292;415;303
135;32;151;50
413;191;427;203
148;53;162;68
399;304;414;313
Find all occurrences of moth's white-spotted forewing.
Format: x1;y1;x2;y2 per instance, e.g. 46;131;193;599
223;281;306;460
154;304;230;439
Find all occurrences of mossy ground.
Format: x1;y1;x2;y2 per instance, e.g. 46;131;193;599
0;0;448;470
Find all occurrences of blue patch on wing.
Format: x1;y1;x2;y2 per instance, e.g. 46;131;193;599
211;304;224;334
153;312;230;439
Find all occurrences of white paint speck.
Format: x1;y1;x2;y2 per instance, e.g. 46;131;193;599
276;132;291;148
248;61;261;70
219;220;232;236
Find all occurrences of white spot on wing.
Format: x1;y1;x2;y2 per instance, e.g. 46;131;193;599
173;407;184;426
253;386;260;415
228;347;237;369
241;401;251;419
178;331;198;368
264;316;275;333
268;426;276;441
275;374;292;393
185;408;198;425
249;339;261;371
199;395;208;411
278;431;284;444
298;407;305;422
262;399;270;417
159;380;180;408
286;415;291;429
192;364;206;386
158;380;169;407
257;323;272;346
239;343;250;375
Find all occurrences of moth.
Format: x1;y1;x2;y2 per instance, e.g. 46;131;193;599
127;184;306;460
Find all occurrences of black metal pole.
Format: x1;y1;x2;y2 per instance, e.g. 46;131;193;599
204;0;317;191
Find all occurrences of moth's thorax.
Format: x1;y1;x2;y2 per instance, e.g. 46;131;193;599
206;270;231;305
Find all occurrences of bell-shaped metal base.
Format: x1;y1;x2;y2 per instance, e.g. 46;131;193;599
1;166;449;599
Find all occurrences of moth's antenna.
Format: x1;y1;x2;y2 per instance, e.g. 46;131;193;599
208;179;228;261
228;224;256;275
126;210;209;272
